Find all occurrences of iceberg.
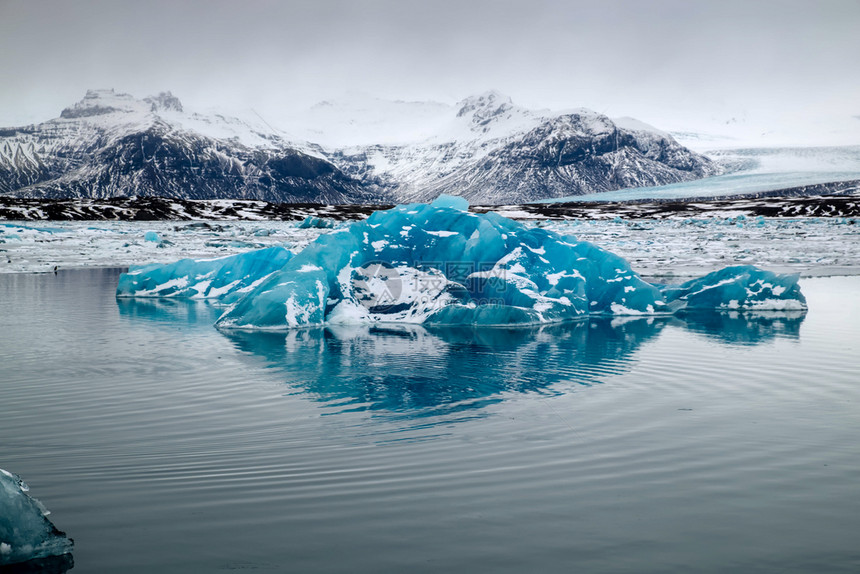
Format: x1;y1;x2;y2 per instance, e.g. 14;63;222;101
0;468;73;567
664;266;807;311
117;246;293;304
297;215;336;229
116;196;807;329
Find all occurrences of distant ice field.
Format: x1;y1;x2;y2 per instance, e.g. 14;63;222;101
2;215;859;279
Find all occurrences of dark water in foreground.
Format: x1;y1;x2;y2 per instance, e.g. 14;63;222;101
1;269;859;573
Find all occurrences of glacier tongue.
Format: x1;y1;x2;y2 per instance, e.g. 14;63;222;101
0;468;73;566
116;196;807;329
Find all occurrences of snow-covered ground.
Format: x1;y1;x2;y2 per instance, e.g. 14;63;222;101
2;216;858;279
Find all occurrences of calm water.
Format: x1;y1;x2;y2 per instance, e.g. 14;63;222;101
1;269;859;573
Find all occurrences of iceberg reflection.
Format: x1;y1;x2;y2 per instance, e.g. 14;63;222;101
116;297;223;326
0;554;74;574
221;311;804;416
114;297;805;417
225;319;662;414
673;310;804;346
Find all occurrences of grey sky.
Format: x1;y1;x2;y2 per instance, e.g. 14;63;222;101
1;0;858;141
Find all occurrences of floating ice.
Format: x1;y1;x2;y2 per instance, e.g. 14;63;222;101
297;215;336;229
0;468;73;566
117;246;293;303
117;196;807;329
663;266;807;311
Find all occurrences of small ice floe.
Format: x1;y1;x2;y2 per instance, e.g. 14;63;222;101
117;195;807;329
0;468;73;567
297;215;336;229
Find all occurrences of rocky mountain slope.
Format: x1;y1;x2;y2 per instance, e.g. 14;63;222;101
0;90;719;204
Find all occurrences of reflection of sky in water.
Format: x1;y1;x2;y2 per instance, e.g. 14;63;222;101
117;298;805;419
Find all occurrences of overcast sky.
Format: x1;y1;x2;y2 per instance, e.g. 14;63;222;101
1;0;858;142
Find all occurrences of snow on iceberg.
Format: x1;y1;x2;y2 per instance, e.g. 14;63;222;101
116;196;807;329
0;468;73;567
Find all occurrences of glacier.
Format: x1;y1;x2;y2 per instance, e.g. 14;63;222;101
0;468;73;566
116;196;806;329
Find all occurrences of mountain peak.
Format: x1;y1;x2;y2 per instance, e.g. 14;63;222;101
456;91;517;128
60;89;146;119
144;91;183;113
59;89;183;119
457;90;512;107
457;90;512;112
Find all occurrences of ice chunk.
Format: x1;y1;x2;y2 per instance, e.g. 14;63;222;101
297;216;336;229
118;198;807;329
663;265;807;311
117;246;293;304
0;468;73;566
143;230;160;242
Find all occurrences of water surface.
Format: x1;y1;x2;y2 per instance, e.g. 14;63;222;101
1;269;859;573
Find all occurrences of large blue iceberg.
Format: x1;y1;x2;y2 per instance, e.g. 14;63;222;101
0;468;73;566
116;196;806;329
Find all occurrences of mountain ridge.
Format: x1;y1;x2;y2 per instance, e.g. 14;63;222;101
0;89;719;204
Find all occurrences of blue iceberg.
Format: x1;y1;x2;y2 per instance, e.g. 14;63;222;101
0;468;73;566
117;196;807;329
117;246;293;304
664;265;806;311
297;215;336;229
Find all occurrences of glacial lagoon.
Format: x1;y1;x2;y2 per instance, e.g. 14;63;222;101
2;267;859;573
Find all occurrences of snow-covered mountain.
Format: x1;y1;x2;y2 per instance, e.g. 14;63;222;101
0;89;379;203
0;89;718;204
315;91;720;203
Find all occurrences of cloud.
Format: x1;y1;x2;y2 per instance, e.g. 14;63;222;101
1;0;858;140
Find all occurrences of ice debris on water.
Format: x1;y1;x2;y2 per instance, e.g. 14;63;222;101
0;468;73;566
117;195;807;329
